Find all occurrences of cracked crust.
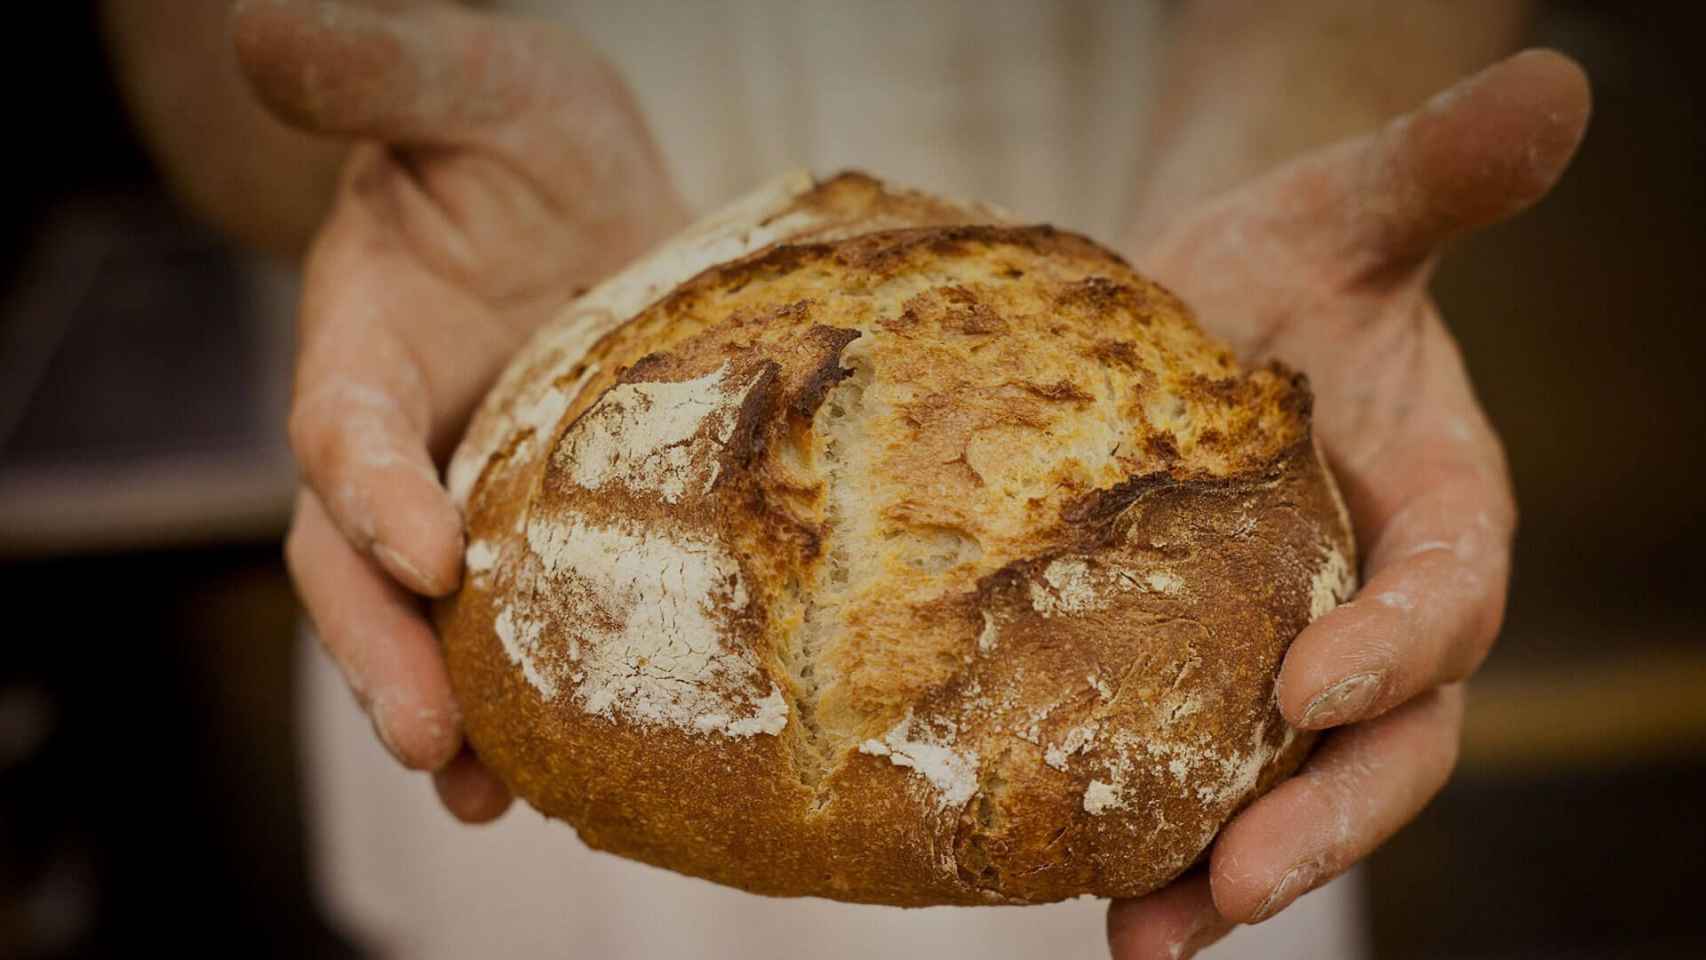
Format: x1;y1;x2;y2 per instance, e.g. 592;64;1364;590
438;172;1357;906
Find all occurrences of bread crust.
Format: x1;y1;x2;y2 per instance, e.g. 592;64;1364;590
438;172;1356;906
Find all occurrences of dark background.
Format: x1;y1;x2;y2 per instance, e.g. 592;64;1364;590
2;3;1702;957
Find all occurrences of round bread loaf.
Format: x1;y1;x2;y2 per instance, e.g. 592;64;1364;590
438;172;1356;906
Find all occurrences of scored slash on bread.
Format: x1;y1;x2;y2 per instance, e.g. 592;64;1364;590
437;172;1357;906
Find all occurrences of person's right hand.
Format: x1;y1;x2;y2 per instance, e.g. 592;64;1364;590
232;0;689;821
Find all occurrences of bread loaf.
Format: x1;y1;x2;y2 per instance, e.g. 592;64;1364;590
438;172;1356;906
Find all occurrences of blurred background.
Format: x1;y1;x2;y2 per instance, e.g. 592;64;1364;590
2;2;1702;958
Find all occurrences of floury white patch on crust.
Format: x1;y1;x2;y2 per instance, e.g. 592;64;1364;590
1082;779;1124;815
1079;720;1291;823
1031;557;1098;616
693;685;791;738
506;513;788;739
463;539;499;579
494;605;555;700
560;361;760;504
1044;723;1098;771
1146;570;1184;595
1030;556;1189;617
860;710;980;812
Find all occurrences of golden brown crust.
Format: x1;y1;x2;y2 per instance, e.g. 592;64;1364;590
438;172;1356;906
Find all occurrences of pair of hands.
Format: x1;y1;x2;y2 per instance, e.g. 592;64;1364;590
235;2;1589;956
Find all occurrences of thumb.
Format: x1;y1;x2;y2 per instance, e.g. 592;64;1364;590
1343;48;1592;270
229;0;687;247
1145;49;1591;288
1268;47;1593;281
229;0;557;146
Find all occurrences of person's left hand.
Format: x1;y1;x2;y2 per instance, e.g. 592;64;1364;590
1106;50;1590;958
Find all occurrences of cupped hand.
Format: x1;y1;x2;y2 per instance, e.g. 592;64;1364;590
232;0;688;821
1107;50;1590;958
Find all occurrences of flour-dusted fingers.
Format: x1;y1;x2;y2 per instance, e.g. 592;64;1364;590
1209;685;1464;923
286;489;463;771
231;0;556;148
284;141;529;597
1272;47;1592;285
1137;50;1590;362
1280;313;1516;730
287;202;472;596
230;0;686;262
1339;49;1592;275
1106;872;1233;960
432;746;513;824
287;361;464;597
1280;473;1512;729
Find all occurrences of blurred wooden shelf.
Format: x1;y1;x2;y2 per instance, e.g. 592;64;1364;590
0;451;294;558
1461;636;1706;777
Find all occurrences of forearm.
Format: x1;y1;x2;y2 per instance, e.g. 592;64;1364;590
1127;0;1533;243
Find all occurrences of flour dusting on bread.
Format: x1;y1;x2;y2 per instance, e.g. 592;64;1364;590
520;513;787;738
439;172;1356;906
493;605;555;699
859;710;980;811
562;360;757;504
463;539;499;580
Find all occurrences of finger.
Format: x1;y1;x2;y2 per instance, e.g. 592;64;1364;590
286;489;464;771
232;0;686;287
288;366;466;597
1106;872;1234;960
1133;50;1590;354
432;746;515;824
230;0;540;146
1282;313;1516;729
1210;686;1463;924
1326;48;1591;274
229;0;677;216
1280;471;1513;730
288;174;477;596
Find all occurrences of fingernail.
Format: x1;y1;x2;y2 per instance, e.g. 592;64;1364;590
1251;864;1314;923
1301;672;1383;728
